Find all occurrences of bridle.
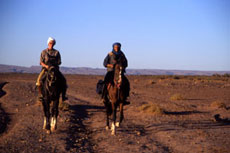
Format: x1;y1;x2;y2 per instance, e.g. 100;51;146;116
45;66;57;96
114;65;123;89
106;64;124;101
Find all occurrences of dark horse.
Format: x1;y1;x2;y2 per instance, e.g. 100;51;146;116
105;63;129;135
41;66;62;134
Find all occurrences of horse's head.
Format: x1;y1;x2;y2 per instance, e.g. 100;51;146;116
114;63;123;88
47;66;58;87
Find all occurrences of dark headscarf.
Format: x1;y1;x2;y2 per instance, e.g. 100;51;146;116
112;42;121;48
112;42;122;56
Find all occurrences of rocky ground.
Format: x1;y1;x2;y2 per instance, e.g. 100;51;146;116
0;73;229;153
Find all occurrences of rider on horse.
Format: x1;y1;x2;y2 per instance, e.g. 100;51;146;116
36;37;68;102
102;42;130;105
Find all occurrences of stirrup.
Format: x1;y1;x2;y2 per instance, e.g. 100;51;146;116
102;99;109;105
37;96;43;102
102;99;106;103
62;96;68;101
123;101;130;106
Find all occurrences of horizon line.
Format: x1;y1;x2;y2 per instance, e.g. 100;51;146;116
0;63;230;72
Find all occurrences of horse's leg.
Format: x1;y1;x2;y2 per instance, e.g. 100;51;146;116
41;100;47;130
111;102;117;135
105;102;110;130
116;102;124;127
46;100;51;134
42;99;51;134
51;98;59;132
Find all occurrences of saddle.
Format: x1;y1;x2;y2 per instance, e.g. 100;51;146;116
40;66;58;86
40;70;48;86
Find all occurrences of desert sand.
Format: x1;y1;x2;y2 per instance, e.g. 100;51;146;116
0;73;229;153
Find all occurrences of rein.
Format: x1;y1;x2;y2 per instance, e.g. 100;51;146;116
45;67;57;96
114;66;123;89
113;66;123;100
107;65;123;101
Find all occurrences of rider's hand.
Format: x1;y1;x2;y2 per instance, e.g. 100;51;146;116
40;61;49;69
107;64;114;68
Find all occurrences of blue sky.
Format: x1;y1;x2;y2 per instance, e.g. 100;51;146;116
0;0;229;71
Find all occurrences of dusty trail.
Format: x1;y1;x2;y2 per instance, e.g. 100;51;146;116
0;73;230;153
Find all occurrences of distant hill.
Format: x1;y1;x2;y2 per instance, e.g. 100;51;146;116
0;64;229;76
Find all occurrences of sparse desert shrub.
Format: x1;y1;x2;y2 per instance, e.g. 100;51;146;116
212;73;221;77
210;101;227;109
221;78;228;81
160;75;167;80
173;75;180;80
170;93;185;101
139;103;165;115
158;79;163;83
223;73;230;77
213;73;230;78
148;80;156;84
183;76;188;79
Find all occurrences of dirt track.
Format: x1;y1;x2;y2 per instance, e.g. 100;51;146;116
0;73;230;153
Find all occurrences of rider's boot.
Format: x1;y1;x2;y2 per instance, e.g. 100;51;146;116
101;84;109;104
37;85;43;103
123;97;130;106
123;77;130;106
62;87;68;101
101;92;108;104
102;95;109;105
123;89;130;105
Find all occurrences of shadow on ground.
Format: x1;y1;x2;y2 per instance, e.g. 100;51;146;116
0;82;10;134
65;97;104;152
164;110;205;115
214;114;230;125
145;119;230;133
0;82;8;98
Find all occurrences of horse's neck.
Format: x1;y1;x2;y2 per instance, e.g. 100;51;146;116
114;70;120;80
113;69;123;85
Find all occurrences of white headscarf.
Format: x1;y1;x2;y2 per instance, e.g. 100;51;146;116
47;37;56;45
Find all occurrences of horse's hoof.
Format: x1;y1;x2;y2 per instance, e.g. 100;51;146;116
105;126;110;130
50;117;57;132
115;122;120;127
111;123;116;135
46;130;51;134
43;118;47;129
111;131;116;135
51;124;57;132
51;126;55;132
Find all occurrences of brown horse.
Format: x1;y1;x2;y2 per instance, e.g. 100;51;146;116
41;66;62;134
105;63;128;135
